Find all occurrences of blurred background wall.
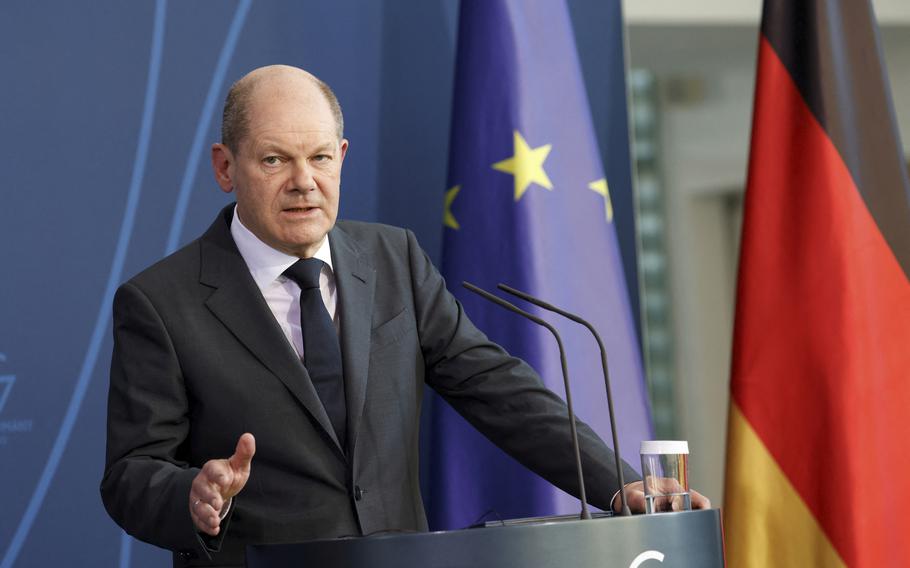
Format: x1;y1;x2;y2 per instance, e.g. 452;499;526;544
625;0;910;515
0;0;906;566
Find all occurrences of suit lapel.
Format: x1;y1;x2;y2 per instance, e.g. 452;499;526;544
329;226;375;453
198;206;345;455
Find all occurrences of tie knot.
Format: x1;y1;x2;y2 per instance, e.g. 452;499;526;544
284;258;325;290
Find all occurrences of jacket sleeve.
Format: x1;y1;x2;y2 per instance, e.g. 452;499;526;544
403;229;640;509
100;281;226;558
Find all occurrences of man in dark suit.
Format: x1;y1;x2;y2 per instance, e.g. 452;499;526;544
101;65;705;567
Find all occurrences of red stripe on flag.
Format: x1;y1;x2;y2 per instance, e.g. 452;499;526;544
732;36;910;566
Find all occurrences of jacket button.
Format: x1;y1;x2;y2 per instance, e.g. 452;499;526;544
354;485;363;501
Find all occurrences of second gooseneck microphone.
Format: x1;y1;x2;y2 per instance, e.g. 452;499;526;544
498;283;631;516
462;281;592;521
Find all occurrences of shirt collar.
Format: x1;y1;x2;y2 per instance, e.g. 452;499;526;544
230;205;334;290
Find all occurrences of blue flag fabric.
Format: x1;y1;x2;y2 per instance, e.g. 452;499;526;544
428;0;653;530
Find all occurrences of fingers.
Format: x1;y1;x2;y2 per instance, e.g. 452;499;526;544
190;495;222;536
618;481;647;514
671;493;685;512
690;488;712;510
656;476;685;494
190;461;231;535
636;477;712;513
196;464;228;510
189;486;223;535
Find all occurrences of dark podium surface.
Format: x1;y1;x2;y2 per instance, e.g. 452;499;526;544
248;508;724;567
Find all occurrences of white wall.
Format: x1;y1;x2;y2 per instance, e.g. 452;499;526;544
625;0;910;25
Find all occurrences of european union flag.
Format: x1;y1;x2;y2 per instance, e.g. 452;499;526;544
428;0;653;529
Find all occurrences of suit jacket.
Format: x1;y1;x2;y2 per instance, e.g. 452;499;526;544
101;205;638;567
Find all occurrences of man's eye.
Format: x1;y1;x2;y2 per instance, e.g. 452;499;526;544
313;154;331;162
263;156;281;166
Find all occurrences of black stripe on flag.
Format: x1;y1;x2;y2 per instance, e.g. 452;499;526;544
761;0;910;279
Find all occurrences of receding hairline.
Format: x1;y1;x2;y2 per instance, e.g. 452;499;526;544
221;66;344;153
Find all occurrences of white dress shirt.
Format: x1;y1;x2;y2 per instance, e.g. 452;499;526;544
229;207;338;360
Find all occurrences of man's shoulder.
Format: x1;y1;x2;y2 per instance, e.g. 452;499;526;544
334;219;409;240
123;237;204;294
332;220;415;255
123;206;231;294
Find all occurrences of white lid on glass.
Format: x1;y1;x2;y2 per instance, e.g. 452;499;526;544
640;440;689;455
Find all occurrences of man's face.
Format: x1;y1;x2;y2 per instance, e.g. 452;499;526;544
212;76;348;258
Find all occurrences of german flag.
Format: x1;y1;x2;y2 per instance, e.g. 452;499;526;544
724;1;910;566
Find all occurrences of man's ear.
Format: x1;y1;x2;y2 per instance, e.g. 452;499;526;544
211;143;235;193
339;139;349;164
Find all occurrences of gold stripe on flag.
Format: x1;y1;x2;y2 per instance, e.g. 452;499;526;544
725;404;846;568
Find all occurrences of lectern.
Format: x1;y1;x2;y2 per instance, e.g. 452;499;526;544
247;508;724;567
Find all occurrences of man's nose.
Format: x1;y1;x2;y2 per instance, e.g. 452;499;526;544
290;160;317;192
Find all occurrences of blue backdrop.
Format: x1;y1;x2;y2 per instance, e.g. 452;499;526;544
0;1;637;566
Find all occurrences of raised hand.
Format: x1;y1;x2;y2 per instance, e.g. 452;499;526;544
189;433;256;535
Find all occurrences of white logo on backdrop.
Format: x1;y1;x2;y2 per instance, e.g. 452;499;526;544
629;550;665;568
0;353;14;415
0;353;33;446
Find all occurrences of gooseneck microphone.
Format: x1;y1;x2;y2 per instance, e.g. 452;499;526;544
462;281;591;521
497;283;631;517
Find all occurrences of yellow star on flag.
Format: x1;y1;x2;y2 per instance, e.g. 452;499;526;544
589;178;613;222
492;131;553;201
443;185;461;230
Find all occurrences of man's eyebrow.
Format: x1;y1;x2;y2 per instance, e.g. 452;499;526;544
252;140;336;154
255;140;287;153
311;142;336;154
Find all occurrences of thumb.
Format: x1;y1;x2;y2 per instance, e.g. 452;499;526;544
228;433;255;473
